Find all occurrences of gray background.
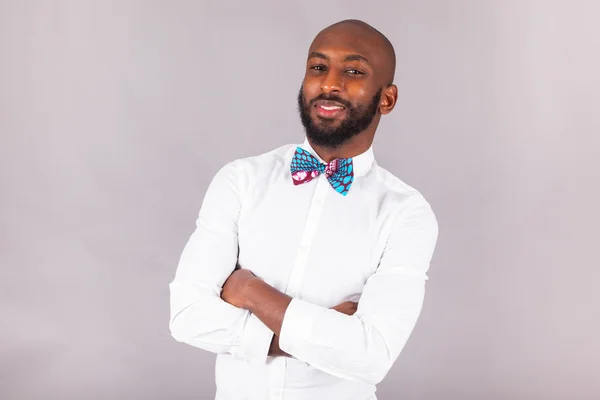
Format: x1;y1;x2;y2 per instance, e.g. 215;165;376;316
1;1;599;399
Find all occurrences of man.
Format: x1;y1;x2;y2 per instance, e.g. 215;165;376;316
169;19;439;400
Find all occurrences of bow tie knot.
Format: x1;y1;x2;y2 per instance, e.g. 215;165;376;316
290;147;354;196
323;159;339;177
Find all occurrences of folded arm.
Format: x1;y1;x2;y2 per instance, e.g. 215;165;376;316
169;160;273;361
222;198;439;383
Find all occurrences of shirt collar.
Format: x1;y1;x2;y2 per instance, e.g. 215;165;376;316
299;137;375;178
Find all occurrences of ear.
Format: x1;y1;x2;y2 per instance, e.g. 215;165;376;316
379;84;398;115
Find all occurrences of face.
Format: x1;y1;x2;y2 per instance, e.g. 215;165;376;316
297;27;395;148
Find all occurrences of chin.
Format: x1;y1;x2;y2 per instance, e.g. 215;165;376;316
313;115;343;126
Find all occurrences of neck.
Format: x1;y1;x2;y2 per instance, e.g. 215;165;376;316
308;131;375;162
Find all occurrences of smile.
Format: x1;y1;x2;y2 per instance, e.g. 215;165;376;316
313;100;347;119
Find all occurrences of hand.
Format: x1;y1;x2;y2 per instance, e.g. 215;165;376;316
221;268;257;309
331;301;358;316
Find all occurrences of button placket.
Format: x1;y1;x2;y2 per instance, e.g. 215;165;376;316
284;176;329;297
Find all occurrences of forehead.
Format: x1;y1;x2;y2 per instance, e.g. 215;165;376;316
309;30;374;58
308;25;383;61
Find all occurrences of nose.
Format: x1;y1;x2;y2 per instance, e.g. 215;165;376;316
320;69;343;94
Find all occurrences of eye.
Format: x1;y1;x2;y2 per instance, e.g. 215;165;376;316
309;65;327;72
346;69;364;75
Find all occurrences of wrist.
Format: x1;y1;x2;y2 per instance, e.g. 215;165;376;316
242;276;263;311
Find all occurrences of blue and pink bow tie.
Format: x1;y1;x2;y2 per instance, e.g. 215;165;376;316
290;147;354;196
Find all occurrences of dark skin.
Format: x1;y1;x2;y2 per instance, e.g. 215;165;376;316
302;20;398;161
221;269;358;357
221;20;397;357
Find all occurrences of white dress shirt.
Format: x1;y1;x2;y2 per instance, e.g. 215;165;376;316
169;137;439;400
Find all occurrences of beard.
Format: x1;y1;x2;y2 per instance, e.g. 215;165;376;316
297;85;382;149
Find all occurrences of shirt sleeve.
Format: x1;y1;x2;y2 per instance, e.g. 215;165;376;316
278;196;439;384
169;160;273;362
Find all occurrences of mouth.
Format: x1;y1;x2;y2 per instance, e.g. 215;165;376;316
313;99;347;119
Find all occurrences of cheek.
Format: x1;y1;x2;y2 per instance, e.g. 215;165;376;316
347;85;379;110
302;79;320;101
345;82;369;100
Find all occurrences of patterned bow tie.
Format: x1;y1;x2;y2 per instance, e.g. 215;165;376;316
290;147;354;196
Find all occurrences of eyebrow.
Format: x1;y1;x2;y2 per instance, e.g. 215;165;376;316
308;52;370;64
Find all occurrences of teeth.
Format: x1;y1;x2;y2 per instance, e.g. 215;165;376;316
321;106;343;110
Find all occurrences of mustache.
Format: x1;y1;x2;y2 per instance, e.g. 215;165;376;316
308;94;352;109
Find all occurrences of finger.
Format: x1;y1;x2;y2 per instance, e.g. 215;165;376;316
331;301;355;310
330;302;347;310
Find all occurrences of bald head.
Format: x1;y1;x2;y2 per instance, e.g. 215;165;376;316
311;19;396;85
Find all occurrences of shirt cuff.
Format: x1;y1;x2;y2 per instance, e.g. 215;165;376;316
235;312;273;363
279;298;326;355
